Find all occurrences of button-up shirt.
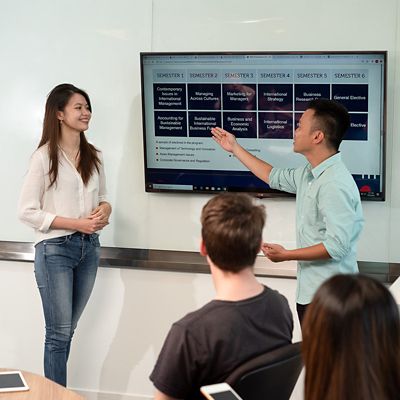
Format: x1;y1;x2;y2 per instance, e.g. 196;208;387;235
18;144;107;245
269;153;364;304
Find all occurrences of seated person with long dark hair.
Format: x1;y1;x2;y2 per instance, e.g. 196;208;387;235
150;193;293;400
302;274;400;400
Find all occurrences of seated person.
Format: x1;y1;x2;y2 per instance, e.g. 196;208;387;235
150;193;293;400
302;274;400;400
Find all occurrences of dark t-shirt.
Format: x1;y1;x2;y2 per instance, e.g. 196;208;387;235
150;286;293;399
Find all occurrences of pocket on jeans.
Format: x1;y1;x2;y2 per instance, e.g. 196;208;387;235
44;235;69;246
90;233;100;247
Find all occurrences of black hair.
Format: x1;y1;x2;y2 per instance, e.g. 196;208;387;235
306;99;350;151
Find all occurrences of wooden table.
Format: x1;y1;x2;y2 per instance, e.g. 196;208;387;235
0;369;83;399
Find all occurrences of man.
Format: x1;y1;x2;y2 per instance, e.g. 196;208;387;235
211;99;364;323
150;193;293;400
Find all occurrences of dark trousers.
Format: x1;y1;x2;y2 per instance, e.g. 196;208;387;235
296;303;309;327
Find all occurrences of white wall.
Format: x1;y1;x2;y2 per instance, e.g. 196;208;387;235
1;0;400;399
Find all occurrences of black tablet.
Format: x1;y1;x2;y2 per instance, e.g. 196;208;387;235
0;371;29;392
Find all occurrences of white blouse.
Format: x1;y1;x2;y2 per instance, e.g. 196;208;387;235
18;144;108;245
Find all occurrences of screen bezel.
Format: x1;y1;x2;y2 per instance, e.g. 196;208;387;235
140;50;387;200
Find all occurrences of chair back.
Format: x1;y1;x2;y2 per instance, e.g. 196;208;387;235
225;342;303;400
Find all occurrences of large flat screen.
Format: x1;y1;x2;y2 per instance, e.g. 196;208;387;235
140;51;386;200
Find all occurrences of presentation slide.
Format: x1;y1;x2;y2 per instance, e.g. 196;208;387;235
141;53;386;199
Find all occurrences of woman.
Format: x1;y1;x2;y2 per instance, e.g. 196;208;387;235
18;83;112;386
302;274;400;400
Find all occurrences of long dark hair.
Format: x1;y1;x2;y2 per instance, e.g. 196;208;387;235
38;83;100;187
302;274;400;400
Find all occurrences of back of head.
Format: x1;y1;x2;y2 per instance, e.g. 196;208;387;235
201;193;265;272
306;98;350;151
302;274;400;400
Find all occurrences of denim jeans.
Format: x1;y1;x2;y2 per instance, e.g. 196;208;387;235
34;232;100;386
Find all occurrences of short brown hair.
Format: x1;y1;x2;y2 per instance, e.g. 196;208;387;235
302;274;400;400
201;193;265;272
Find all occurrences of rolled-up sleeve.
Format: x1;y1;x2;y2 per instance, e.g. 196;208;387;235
269;167;299;194
18;151;56;232
318;182;362;260
97;152;108;203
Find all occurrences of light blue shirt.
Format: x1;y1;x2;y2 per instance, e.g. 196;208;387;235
269;153;364;304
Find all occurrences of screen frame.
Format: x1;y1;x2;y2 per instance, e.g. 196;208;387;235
140;50;387;201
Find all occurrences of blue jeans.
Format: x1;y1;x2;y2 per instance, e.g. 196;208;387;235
34;232;100;386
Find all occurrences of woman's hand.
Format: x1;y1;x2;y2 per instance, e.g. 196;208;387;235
51;202;112;234
75;202;112;234
90;202;112;224
76;217;108;234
